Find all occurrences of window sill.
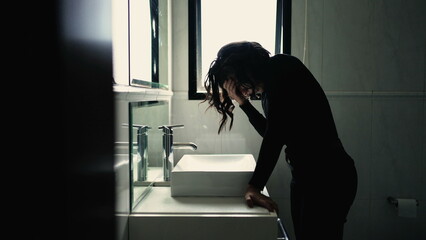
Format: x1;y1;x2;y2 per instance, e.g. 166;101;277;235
114;84;173;102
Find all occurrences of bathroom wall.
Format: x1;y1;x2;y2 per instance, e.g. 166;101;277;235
170;0;425;239
290;1;426;240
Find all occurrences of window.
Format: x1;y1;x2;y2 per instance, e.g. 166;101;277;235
129;0;160;86
188;0;292;100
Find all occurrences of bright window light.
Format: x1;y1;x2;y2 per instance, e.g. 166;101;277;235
199;0;277;91
129;0;152;82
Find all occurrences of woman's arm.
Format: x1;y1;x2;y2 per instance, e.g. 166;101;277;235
223;80;267;136
239;101;267;136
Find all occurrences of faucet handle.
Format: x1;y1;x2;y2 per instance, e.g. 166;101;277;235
134;124;151;134
158;124;184;134
122;123;151;133
133;124;151;129
122;123;151;128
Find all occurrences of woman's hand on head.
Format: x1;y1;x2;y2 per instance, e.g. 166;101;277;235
245;184;279;214
223;79;246;105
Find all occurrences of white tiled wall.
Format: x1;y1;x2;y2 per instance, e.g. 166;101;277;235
170;0;426;239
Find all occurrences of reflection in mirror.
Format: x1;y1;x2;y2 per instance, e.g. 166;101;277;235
129;0;169;89
129;100;169;210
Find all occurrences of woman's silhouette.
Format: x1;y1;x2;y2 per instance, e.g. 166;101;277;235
203;41;358;240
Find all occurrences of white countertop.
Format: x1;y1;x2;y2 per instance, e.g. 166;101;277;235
129;187;278;240
133;187;274;215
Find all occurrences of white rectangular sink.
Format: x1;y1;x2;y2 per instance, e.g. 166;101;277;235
171;154;256;197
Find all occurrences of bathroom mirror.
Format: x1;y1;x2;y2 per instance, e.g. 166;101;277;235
129;0;169;89
129;100;169;210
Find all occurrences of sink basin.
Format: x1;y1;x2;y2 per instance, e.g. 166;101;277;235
171;154;256;197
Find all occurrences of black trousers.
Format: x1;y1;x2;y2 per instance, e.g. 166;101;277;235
287;147;358;240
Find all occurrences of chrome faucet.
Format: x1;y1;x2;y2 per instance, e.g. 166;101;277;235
159;125;197;181
134;124;151;181
122;123;151;181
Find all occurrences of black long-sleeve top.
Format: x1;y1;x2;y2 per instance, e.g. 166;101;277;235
240;54;339;190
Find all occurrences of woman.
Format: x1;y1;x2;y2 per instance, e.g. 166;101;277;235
203;41;358;240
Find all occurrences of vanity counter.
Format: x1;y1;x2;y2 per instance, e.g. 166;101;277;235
129;187;278;240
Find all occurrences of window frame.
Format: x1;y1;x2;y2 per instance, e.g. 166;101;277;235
188;0;292;100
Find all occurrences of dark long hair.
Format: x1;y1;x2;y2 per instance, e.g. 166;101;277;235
202;41;270;134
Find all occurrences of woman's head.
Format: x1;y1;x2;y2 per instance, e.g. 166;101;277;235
203;41;271;133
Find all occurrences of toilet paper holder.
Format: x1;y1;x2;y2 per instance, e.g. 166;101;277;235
387;196;419;207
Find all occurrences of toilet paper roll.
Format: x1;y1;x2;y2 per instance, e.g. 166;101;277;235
397;199;417;218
